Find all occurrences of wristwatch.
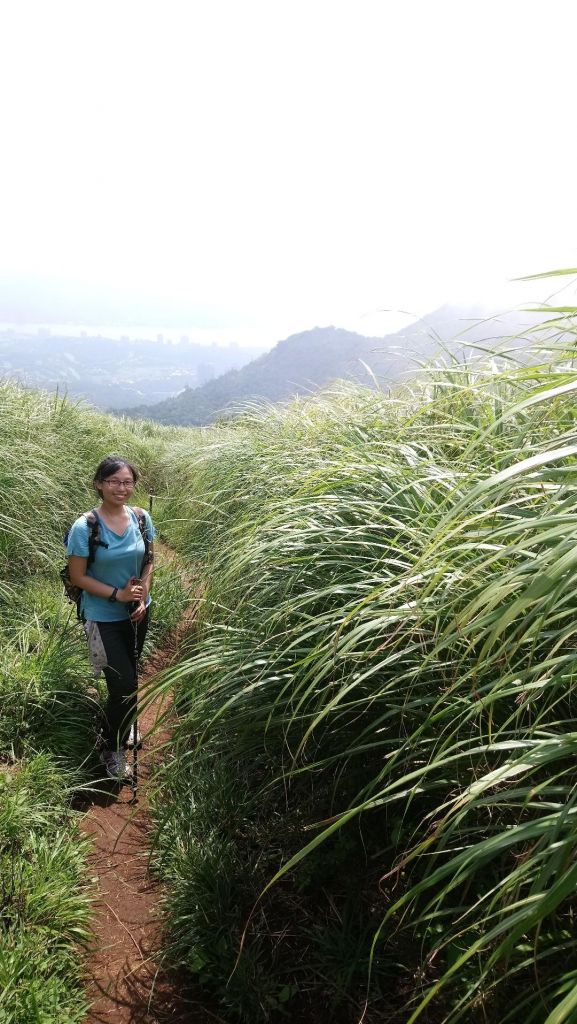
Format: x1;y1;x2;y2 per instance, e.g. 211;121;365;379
108;587;118;603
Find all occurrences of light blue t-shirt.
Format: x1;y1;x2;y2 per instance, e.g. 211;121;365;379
66;507;156;622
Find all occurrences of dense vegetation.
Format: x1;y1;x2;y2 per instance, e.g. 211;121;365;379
147;309;577;1023
0;384;186;1024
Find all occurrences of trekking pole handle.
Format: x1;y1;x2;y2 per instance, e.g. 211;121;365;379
127;576;142;616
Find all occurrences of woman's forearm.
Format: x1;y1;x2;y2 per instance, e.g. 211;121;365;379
73;575;141;603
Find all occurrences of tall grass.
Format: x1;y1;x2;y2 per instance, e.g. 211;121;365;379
149;317;577;1021
0;755;92;1024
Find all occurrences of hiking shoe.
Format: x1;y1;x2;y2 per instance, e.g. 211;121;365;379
100;749;132;783
123;726;142;750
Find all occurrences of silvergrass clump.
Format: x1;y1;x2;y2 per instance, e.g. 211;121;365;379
149;311;577;1022
0;755;92;1024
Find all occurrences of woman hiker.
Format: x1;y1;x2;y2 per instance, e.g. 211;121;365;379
66;455;156;781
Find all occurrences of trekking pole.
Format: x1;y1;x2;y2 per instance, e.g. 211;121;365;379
130;617;139;804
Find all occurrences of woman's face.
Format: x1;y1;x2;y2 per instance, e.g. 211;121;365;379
98;465;136;505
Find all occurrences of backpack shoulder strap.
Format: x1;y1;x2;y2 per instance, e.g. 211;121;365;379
85;509;102;566
130;506;146;532
130;506;152;565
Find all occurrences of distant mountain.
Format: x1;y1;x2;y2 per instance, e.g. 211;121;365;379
122;326;394;425
124;305;545;426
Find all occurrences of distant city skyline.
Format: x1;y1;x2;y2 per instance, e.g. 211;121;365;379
0;320;271;350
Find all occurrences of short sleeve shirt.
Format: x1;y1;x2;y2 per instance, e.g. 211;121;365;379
66;507;156;622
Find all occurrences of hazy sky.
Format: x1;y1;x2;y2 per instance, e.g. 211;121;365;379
1;0;576;347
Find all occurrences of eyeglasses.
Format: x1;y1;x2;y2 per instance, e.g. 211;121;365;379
102;479;135;489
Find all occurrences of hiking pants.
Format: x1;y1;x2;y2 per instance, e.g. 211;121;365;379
96;610;149;750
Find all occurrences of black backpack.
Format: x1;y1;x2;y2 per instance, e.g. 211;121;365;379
61;506;151;619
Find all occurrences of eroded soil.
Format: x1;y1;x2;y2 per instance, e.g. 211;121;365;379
81;587;221;1024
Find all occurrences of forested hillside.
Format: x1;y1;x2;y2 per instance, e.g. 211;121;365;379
125;305;544;425
124;325;391;424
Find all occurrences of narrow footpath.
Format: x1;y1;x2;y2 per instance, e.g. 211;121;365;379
80;570;221;1024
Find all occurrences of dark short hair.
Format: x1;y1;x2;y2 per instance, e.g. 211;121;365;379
93;455;140;492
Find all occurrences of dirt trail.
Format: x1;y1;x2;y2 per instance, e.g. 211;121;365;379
80;580;219;1024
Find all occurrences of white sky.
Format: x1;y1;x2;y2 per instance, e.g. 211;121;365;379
1;0;577;347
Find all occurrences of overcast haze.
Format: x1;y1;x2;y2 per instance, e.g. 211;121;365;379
1;0;576;349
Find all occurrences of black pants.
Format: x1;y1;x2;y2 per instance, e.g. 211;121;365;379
96;610;149;750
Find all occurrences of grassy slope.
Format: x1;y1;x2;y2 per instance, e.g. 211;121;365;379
148;323;577;1023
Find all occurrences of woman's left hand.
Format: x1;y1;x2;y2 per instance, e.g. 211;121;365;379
130;600;147;623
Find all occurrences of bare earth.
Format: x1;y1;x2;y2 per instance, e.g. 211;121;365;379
81;589;221;1024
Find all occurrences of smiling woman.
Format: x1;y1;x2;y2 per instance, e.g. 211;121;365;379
66;455;156;781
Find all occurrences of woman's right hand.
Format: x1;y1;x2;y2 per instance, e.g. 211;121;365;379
118;579;144;603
